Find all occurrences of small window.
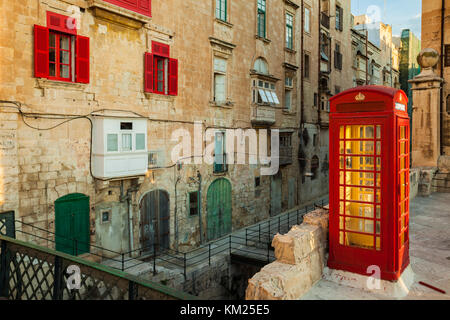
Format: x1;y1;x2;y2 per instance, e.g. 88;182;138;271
214;131;227;173
107;134;118;152
189;191;199;216
285;76;293;87
216;0;227;21
214;57;227;103
314;93;318;107
336;5;343;31
102;210;111;223
285;90;292;110
121;122;133;130
304;7;311;33
255;177;261;187
286;12;293;49
304;54;310;79
254;58;269;74
257;0;266;38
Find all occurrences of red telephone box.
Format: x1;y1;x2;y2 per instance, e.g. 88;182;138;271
328;86;410;281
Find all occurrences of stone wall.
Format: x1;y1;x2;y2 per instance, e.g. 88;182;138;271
0;0;310;254
245;207;328;300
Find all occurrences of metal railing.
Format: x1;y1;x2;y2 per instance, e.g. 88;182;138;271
4;198;328;281
0;235;196;300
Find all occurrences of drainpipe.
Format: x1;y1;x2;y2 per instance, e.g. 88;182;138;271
300;0;305;127
441;0;446;155
318;0;322;126
197;171;203;244
127;193;134;255
174;174;181;250
120;180;137;256
298;0;304;206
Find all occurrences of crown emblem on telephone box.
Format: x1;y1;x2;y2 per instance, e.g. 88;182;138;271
355;92;366;101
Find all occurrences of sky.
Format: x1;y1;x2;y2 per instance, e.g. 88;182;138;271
351;0;422;39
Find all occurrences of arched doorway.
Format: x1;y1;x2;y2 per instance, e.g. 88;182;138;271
55;193;90;255
207;178;232;241
139;190;170;253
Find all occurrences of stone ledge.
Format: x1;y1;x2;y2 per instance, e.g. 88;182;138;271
87;0;152;26
35;78;88;91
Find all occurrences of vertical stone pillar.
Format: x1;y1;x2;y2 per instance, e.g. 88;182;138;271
409;49;443;195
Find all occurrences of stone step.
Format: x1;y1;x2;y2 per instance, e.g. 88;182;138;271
431;172;450;192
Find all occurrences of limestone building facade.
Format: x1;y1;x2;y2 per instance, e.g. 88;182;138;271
298;0;353;205
421;0;450;156
0;0;319;256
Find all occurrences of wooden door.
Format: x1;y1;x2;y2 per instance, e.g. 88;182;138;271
55;193;90;255
207;179;232;241
140;190;170;253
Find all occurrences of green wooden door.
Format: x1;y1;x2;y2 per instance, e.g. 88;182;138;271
55;193;90;255
207;178;232;241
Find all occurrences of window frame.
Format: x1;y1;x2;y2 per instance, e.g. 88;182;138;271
257;0;267;38
252;79;279;105
154;56;167;95
216;0;227;22
336;5;343;31
304;53;310;79
48;31;73;82
284;75;293;111
214;131;228;173
105;121;147;154
213;56;228;103
188;191;200;216
304;6;311;34
285;12;294;49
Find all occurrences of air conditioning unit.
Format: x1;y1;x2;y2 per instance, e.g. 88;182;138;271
92;117;148;179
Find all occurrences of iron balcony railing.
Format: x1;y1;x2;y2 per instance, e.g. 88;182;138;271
0;235;196;300
3;198;328;281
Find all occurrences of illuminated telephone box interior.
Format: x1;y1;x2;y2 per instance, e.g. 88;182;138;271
328;86;410;281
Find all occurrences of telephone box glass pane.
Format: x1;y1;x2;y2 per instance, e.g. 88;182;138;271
398;125;409;250
338;124;381;250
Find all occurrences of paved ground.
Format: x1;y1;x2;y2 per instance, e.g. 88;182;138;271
302;193;450;300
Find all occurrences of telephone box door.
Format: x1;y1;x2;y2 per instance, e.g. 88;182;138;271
396;117;410;273
331;118;388;272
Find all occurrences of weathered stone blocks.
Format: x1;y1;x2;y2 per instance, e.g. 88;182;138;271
246;208;329;300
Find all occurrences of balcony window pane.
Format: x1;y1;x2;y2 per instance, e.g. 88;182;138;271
107;134;118;152
136;134;146;150
122;134;132;152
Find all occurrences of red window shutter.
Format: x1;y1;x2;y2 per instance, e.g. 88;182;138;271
152;41;170;58
47;11;77;35
139;0;151;16
103;0;151;17
34;25;49;78
168;58;178;96
144;53;154;93
76;35;90;83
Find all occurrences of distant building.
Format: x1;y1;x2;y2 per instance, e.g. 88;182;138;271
399;29;421;119
351;14;399;89
353;15;399;88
